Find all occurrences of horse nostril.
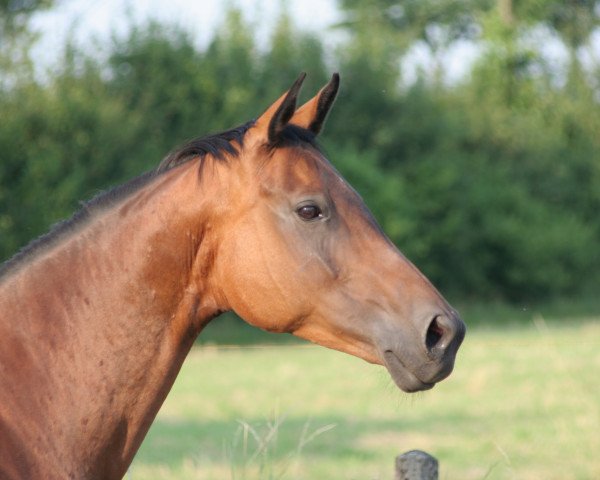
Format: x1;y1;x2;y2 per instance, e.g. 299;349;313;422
425;315;445;352
425;312;466;359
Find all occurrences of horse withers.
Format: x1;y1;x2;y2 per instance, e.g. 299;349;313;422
0;73;465;479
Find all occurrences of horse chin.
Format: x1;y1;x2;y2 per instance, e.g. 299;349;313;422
382;350;436;393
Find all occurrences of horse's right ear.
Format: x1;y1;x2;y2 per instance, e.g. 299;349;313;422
255;73;306;143
290;73;339;135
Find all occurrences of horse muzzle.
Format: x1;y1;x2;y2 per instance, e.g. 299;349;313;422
380;311;466;393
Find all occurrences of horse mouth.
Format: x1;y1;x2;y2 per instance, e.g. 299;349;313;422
382;350;435;393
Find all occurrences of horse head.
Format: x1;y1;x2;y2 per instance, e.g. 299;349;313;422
209;74;465;392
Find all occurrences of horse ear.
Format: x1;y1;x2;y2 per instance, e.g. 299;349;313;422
290;73;339;135
255;73;306;143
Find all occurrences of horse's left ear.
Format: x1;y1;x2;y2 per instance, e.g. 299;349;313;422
255;73;306;143
290;73;340;135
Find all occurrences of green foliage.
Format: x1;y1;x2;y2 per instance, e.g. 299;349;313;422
397;150;596;300
0;0;55;85
338;0;490;48
0;53;146;258
0;0;54;40
1;3;599;303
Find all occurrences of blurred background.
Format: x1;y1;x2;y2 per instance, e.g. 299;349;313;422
1;1;599;478
0;0;600;312
2;0;600;307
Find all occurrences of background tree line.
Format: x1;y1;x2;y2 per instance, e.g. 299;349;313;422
1;0;599;304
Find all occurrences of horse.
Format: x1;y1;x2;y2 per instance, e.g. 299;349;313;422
0;73;465;479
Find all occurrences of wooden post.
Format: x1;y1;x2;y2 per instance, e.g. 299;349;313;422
395;450;438;480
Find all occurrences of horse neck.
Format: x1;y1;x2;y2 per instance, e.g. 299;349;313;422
0;160;223;478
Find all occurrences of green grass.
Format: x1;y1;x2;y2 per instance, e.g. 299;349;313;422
130;317;600;479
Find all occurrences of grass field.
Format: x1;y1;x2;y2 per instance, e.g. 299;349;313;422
130;316;600;479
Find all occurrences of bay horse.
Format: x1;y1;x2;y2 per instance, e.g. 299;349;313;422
0;73;465;479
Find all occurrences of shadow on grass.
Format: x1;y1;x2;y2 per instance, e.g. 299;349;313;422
135;409;477;471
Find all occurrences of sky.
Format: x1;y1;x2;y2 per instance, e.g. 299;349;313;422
31;0;567;84
30;0;483;83
30;0;341;69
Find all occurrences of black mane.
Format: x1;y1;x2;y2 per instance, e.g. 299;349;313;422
158;121;255;172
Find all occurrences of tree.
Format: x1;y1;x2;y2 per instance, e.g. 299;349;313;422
0;0;56;86
337;0;491;83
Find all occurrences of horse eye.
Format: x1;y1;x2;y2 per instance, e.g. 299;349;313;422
296;204;322;221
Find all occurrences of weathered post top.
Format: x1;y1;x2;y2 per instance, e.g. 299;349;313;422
395;450;439;480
